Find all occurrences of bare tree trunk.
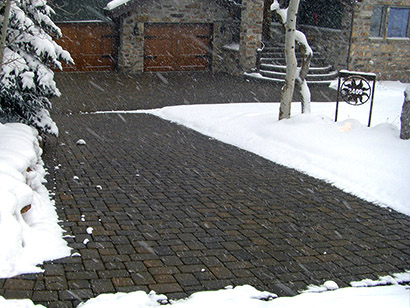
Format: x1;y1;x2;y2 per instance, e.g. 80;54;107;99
296;39;312;114
0;0;12;67
279;0;299;120
400;85;410;140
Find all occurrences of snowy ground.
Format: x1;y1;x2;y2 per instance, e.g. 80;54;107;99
0;124;70;279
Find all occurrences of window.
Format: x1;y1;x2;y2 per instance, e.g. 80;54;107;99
370;6;385;37
387;8;410;37
370;6;410;38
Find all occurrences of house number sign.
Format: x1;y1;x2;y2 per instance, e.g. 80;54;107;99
335;70;377;127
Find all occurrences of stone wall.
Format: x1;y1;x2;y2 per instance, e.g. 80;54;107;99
268;1;410;82
116;0;233;72
219;44;243;75
298;5;353;72
349;0;410;82
239;0;264;71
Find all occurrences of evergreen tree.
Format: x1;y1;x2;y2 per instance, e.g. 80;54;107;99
0;0;72;135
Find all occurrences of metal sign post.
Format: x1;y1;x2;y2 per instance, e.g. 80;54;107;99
335;70;377;127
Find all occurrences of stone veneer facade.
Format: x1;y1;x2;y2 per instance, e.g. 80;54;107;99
114;0;409;81
298;6;353;72
239;0;264;71
116;0;234;72
269;1;409;82
348;0;410;82
113;0;265;75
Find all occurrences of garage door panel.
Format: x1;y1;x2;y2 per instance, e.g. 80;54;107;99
55;23;116;71
179;56;209;70
144;39;173;57
177;39;210;56
144;23;211;72
144;55;174;71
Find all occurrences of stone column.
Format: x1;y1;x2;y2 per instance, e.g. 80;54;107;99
239;0;264;72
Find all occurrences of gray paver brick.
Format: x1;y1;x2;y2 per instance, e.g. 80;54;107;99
90;279;115;294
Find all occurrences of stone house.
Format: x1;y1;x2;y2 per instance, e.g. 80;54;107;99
347;0;410;82
50;0;410;82
264;0;409;82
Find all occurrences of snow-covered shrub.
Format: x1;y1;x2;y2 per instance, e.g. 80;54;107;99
0;0;73;135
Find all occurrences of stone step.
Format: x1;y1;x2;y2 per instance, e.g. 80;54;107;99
260;63;334;74
259;69;338;81
261;57;328;67
244;72;334;85
261;51;322;58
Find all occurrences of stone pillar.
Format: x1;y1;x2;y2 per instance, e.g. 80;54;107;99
239;0;264;72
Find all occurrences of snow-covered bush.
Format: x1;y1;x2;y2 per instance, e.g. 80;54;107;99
0;0;72;135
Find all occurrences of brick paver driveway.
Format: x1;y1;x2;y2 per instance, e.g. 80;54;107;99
0;72;409;307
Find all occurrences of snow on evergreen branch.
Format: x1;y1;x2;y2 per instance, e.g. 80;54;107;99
1;0;72;135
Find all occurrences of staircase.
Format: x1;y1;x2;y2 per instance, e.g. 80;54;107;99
246;44;338;85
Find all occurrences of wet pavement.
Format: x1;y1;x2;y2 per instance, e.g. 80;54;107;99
51;71;337;113
0;72;409;307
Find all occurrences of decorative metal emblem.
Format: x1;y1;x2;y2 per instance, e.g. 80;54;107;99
340;76;372;106
335;70;377;127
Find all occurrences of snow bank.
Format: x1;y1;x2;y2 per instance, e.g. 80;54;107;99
0;123;70;278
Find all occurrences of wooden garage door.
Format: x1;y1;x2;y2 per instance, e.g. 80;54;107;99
144;24;212;72
55;23;116;71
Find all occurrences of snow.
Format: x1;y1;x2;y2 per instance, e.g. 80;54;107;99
0;0;72;135
223;43;240;51
271;0;287;24
294;31;313;56
339;69;377;78
0;123;70;279
105;0;132;10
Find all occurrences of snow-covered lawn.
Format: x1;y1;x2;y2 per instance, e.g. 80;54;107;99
0;124;70;279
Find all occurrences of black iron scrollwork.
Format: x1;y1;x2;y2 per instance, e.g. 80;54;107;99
335;70;377;127
340;76;371;106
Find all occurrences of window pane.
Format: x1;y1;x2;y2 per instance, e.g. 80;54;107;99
370;6;384;37
387;8;410;37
